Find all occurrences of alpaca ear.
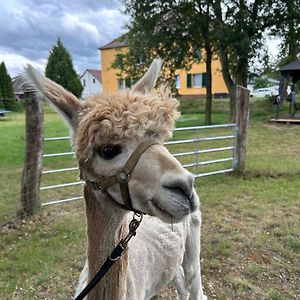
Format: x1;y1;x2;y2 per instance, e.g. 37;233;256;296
132;58;163;94
19;65;83;132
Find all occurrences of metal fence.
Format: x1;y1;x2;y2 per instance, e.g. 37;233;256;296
41;123;237;206
169;124;236;177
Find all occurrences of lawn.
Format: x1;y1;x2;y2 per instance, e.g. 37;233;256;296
0;98;299;299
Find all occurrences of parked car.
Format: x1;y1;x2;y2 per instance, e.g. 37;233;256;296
251;86;278;98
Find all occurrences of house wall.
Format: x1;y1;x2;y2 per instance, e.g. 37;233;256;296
100;46;228;96
81;72;102;99
175;58;227;96
101;47;127;93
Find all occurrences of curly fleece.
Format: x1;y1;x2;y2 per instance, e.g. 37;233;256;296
75;87;180;160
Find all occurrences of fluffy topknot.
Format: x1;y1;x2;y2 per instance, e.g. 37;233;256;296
75;87;180;160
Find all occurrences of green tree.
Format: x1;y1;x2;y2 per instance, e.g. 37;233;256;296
0;86;3;109
253;76;269;89
115;0;215;124
213;0;300;120
45;38;83;98
119;0;287;122
272;0;300;65
0;62;18;111
211;0;283;120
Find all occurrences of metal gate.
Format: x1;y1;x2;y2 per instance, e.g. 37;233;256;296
41;123;237;206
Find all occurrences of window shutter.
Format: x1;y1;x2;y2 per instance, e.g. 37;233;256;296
202;73;207;87
125;78;131;88
187;74;192;88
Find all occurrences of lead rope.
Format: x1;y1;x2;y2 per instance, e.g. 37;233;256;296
74;213;143;300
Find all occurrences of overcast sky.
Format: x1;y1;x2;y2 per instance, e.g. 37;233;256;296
0;0;128;77
0;1;281;78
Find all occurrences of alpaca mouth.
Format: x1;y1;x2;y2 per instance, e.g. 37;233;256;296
148;199;188;222
152;201;172;217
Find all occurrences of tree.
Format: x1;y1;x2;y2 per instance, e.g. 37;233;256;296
0;62;18;111
0;86;3;109
212;0;300;120
195;1;214;125
253;76;269;89
212;0;280;120
115;0;216;124
272;0;300;65
45;38;83;98
120;1;297;122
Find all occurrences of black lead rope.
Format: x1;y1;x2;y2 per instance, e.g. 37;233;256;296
74;213;143;300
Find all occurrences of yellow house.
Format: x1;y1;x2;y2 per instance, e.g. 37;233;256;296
99;37;228;97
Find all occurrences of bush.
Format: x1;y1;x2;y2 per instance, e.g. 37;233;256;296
253;76;269;89
179;99;204;114
3;99;19;111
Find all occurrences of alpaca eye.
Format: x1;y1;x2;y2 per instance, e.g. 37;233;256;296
98;144;122;160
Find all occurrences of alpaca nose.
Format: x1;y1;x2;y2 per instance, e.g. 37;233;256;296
163;172;195;200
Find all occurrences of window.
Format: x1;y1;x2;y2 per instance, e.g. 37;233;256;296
83;79;85;87
118;78;131;90
175;75;181;89
186;73;207;88
118;79;124;90
93;78;96;84
193;74;201;87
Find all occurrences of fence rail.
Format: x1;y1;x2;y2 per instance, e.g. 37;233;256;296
41;123;237;206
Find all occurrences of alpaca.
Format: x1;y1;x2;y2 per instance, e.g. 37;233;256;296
20;59;207;300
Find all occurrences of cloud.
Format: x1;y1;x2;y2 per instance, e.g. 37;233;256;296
0;0;128;77
0;51;46;77
62;13;101;44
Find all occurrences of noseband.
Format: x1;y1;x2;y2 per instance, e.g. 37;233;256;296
86;140;158;213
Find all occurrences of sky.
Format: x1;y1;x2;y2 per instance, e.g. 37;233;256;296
0;0;128;77
0;1;281;79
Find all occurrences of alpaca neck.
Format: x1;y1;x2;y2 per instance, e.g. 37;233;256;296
84;186;129;300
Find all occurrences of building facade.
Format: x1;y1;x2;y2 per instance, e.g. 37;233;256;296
99;38;228;97
80;69;102;99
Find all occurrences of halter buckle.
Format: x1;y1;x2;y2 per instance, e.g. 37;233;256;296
117;171;130;183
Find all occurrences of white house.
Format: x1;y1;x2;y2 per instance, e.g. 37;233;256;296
80;69;102;99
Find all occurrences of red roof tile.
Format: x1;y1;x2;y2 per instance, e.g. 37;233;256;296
99;35;128;50
87;69;102;83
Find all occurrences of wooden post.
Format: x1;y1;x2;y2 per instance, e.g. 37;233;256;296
19;93;44;217
234;85;250;174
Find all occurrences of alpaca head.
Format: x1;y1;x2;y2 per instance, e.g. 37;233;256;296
22;59;199;222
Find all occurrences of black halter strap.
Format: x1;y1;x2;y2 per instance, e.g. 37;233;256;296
86;140;158;213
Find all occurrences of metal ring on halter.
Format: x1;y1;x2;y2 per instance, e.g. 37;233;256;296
117;170;130;183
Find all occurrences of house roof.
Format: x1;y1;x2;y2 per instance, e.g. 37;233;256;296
280;59;300;83
88;69;102;83
99;35;128;50
81;69;102;83
280;60;300;72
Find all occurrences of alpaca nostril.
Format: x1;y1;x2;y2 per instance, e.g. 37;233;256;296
163;178;194;201
161;171;195;204
163;186;190;199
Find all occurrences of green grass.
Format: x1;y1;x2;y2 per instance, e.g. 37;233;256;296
0;99;300;299
199;174;300;299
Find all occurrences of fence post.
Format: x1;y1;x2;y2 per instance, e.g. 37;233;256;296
19;93;44;217
234;85;250;174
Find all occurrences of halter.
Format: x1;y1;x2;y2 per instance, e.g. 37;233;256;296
85;140;158;213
